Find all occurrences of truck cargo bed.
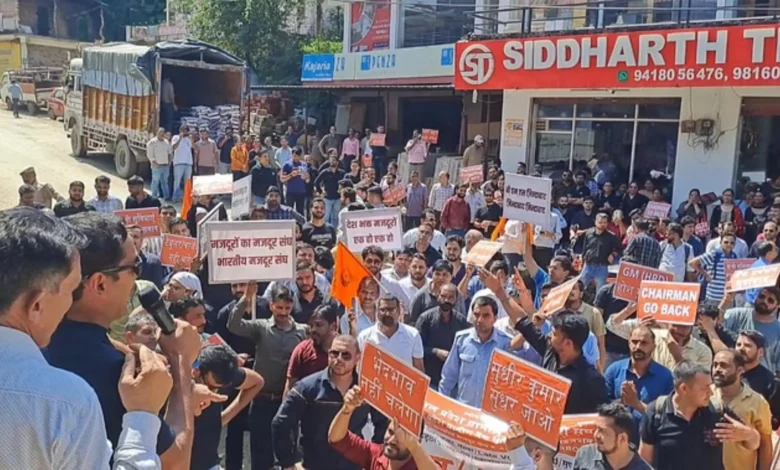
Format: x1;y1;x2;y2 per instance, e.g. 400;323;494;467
82;86;157;152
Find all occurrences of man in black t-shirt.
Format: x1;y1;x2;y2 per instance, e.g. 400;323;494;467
302;198;337;250
191;345;265;470
594;283;631;367
736;330;780;428
218;127;237;175
474;188;503;239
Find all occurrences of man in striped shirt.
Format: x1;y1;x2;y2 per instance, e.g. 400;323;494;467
689;232;739;301
428;171;455;221
88;175;124;214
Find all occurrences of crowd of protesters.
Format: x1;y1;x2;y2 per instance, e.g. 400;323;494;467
5;127;780;470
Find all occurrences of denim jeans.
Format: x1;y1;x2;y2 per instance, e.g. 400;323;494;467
151;165;171;200
250;397;282;470
373;156;387;180
580;264;609;291
446;229;467;238
219;162;231;174
172;164;192;201
324;198;341;227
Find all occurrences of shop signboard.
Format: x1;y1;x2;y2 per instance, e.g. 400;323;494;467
301;54;335;81
455;24;780;90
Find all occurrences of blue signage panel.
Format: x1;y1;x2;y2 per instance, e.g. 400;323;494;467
440;47;454;66
301;54;335;81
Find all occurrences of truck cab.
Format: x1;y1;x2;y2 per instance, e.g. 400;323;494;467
64;59;84;153
1;68;63;114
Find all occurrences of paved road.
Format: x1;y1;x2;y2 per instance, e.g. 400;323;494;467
0;109;130;210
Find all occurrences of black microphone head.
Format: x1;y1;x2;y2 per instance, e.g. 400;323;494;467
138;284;163;311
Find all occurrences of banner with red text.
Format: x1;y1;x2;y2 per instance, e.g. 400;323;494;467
614;261;674;302
727;263;780;292
553;415;599;470
503;173;552;227
342;207;403;252
206;220;296;284
160;234;198;268
637;280;700;325
455;24;780;90
422;390;523;470
360;342;430;436
459;165;484;185
643;202;671;219
482;350;571;450
115;208;160;238
192;174;233;196
724;258;757;281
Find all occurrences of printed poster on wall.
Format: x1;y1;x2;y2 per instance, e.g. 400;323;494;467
206;220;296;284
350;0;390;52
503;119;524;147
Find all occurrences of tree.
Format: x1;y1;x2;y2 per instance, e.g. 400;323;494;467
182;0;309;84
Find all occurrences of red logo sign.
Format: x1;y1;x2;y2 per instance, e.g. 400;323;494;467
455;24;780;90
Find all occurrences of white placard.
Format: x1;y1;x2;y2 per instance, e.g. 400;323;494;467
192;174;233;196
198;202;224;261
342;207;403;252
503;173;552;227
231;175;252;220
207;220;296;284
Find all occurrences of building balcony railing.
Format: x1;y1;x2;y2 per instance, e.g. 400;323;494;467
466;0;780;37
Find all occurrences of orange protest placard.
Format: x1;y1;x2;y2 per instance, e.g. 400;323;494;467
643;201;671;219
459;165;484;185
422;128;439;144
539;277;579;316
382;184;406;205
360;342;430;436
160;234;198;268
555;414;598;464
115;208;161;238
613;261;674;302
482;350;571;450
725;258;757;281
192;174;233;196
463;240;504;267
369;133;386;147
727;263;780;292
637;280;700;325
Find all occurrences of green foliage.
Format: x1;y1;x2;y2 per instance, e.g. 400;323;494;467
301;37;342;54
100;0;167;41
181;0;309;84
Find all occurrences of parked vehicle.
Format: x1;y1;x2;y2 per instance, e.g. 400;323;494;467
64;40;246;178
47;87;66;120
0;67;64;114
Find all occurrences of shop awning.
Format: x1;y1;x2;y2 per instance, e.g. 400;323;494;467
250;83;454;91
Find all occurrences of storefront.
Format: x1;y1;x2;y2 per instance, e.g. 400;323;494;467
455;21;780;207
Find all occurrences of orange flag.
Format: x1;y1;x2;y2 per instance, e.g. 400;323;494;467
331;242;373;308
491;217;508;241
180;177;193;217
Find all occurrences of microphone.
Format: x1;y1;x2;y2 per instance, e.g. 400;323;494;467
138;284;177;335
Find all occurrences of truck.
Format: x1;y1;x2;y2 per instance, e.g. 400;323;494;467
1;67;64;114
64;40;246;178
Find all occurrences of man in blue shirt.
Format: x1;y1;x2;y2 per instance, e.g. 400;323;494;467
604;325;674;427
281;148;310;216
745;241;778;306
523;231;574;309
439;296;514;407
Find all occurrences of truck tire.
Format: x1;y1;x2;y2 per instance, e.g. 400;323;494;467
27;102;38;115
115;140;138;178
70;124;87;158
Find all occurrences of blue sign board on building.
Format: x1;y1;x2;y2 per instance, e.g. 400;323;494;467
440;47;454;66
301;54;335;81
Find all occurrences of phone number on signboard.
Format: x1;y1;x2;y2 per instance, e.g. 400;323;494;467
632;66;780;82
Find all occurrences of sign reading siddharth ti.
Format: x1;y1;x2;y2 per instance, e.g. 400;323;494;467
455;24;780;89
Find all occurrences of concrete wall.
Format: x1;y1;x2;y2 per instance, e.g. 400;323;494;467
25;42;76;67
500;86;780;208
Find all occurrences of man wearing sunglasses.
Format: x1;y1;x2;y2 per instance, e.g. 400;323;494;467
689;233;739;302
45;212;203;468
273;335;388;470
706;221;749;259
721;287;780;375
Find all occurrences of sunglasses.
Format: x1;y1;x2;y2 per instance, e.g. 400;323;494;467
328;350;353;361
84;257;142;279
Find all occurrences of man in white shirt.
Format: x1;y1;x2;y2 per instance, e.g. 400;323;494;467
171;125;194;203
399;253;430;305
707;220;749;258
465;182;486;222
532;208;563;268
0;207;180;469
403;209;447;251
146;127;173;201
358;295;424;371
659;222;695;282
